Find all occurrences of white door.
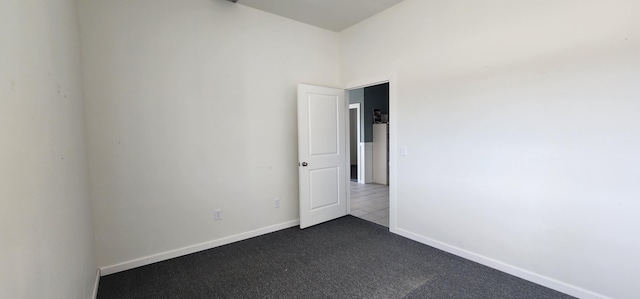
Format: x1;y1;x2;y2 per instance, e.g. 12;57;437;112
298;84;347;229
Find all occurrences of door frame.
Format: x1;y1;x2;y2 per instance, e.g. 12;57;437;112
344;74;397;230
348;103;362;183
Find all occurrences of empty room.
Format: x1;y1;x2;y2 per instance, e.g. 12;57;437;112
2;0;639;298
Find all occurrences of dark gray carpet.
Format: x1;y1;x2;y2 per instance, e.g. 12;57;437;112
97;216;574;299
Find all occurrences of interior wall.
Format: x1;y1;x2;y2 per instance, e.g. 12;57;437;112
363;83;389;142
340;0;640;298
78;0;339;269
350;84;390;143
348;89;365;141
0;0;97;298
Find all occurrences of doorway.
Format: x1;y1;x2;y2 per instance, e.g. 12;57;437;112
347;83;390;227
297;80;394;229
349;103;361;182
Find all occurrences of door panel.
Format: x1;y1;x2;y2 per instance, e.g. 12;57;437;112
298;84;347;229
308;94;339;155
309;167;340;210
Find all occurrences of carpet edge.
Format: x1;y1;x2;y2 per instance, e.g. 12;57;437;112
99;219;300;276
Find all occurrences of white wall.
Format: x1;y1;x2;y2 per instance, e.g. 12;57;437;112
78;0;339;269
340;1;640;298
0;0;97;298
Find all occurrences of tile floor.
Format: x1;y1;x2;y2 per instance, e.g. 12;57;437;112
350;182;389;227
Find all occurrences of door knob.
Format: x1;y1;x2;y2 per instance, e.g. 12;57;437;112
301;162;308;167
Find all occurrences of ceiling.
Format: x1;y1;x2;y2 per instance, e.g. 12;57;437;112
231;0;405;32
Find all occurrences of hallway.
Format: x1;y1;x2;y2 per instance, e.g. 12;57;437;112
349;182;389;227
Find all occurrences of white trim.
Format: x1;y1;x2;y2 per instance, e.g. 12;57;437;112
358;143;365;184
391;227;610;299
344;76;392;91
349;103;361;183
387;75;398;231
345;93;352;215
92;269;100;299
99;219;300;275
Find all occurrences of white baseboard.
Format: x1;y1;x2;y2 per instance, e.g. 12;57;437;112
391;227;610;299
100;219;300;276
92;269;100;299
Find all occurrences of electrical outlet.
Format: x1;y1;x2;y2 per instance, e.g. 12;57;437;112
274;198;280;208
214;209;222;221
